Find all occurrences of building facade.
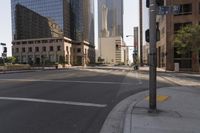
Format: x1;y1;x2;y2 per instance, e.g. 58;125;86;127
157;0;200;72
70;0;95;45
98;0;124;38
11;0;95;66
97;0;124;64
99;36;127;65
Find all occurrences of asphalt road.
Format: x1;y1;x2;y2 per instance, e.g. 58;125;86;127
0;69;172;133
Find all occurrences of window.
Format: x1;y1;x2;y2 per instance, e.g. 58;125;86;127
50;46;54;51
174;22;192;33
22;41;27;44
199;2;200;14
57;46;61;51
35;47;39;52
175;3;192;16
42;46;46;52
28;47;32;52
66;46;69;52
16;48;19;53
22;47;26;53
77;48;81;53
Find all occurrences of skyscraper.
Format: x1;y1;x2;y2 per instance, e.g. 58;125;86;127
11;0;94;44
98;0;124;38
11;0;71;40
70;0;94;45
97;0;127;65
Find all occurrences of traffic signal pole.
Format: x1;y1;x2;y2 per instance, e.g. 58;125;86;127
149;0;157;111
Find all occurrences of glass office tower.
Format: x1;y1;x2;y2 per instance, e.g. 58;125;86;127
70;0;94;45
11;0;94;45
98;0;124;38
11;0;71;40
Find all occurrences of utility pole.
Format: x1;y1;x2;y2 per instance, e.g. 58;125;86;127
149;0;157;111
139;0;143;66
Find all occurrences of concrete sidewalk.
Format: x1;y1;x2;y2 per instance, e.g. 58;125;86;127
100;86;200;133
124;86;200;133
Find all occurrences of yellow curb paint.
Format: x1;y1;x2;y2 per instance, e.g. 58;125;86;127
145;95;169;102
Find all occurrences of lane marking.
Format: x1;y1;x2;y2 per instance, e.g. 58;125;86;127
0;79;131;85
0;97;107;108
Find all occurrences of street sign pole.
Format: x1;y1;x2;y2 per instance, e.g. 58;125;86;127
149;0;157;112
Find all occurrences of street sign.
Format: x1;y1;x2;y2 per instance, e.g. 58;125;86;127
0;43;6;46
157;5;181;15
158;6;170;15
172;5;181;14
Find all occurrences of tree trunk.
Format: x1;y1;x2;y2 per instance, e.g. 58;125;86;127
192;51;199;72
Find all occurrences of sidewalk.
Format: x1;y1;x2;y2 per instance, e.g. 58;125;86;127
100;86;200;133
99;66;200;133
124;86;200;133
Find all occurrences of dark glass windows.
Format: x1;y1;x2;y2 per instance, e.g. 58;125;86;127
11;0;69;40
174;22;192;33
42;46;46;52
50;46;54;51
175;3;192;16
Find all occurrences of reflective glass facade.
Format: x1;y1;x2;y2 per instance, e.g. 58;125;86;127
11;0;69;39
98;0;124;38
70;0;94;45
11;0;94;45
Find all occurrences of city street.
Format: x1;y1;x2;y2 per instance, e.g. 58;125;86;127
0;68;173;133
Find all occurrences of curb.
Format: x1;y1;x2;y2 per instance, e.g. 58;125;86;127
100;91;147;133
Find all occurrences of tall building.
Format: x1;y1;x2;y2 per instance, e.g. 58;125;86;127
11;0;95;65
70;0;94;45
157;0;200;72
11;0;71;40
98;0;124;38
97;0;127;65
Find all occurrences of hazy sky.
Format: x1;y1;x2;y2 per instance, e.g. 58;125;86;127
0;0;142;57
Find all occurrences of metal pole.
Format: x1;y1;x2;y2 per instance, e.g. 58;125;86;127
149;0;157;111
139;0;143;66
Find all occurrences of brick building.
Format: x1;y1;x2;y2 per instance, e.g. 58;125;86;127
157;0;200;72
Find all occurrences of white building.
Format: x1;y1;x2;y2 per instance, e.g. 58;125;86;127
98;36;128;65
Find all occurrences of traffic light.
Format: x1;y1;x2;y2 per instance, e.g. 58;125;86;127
3;47;7;53
145;29;150;42
146;0;164;8
145;29;160;43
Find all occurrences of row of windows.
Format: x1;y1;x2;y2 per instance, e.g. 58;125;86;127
14;46;87;54
15;46;64;53
174;22;192;33
175;3;192;16
174;3;200;16
13;39;63;45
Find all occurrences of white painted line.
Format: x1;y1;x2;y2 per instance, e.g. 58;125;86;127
0;97;107;108
0;79;131;85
